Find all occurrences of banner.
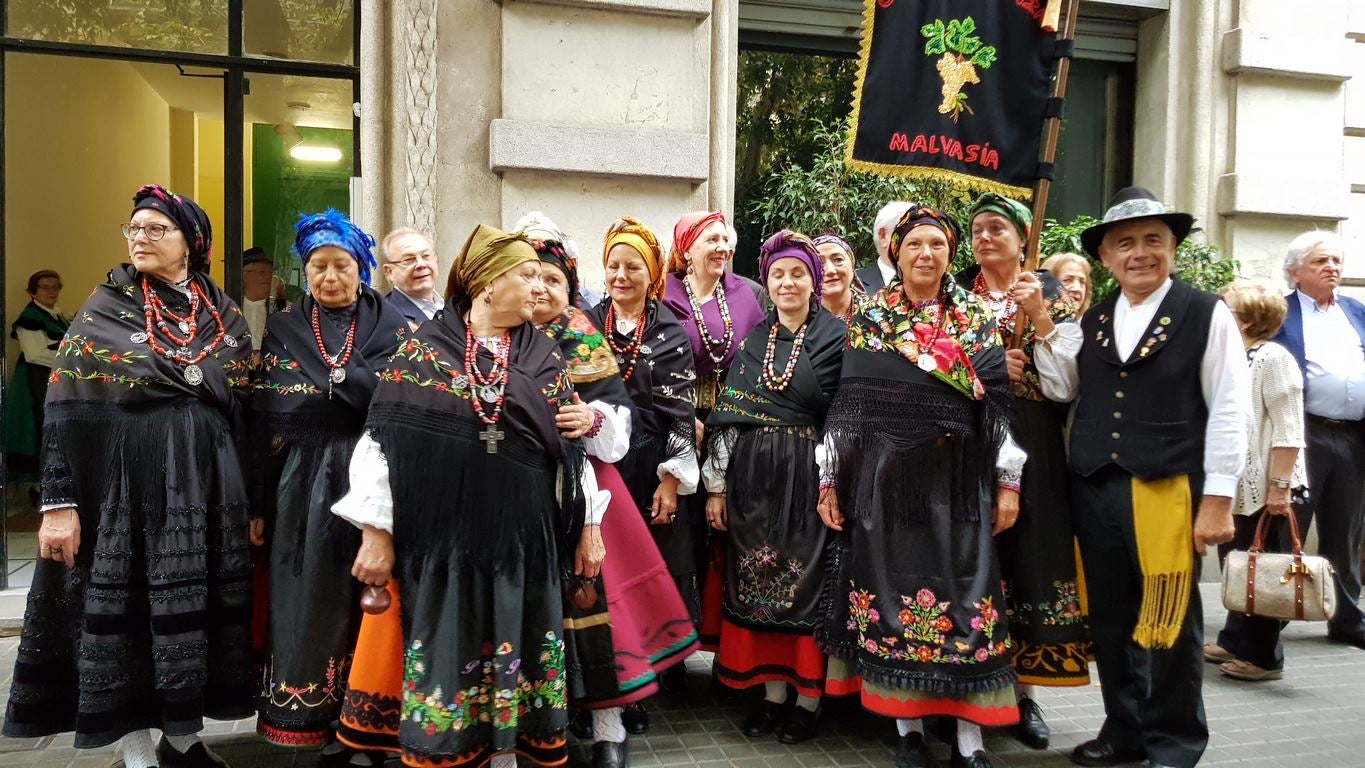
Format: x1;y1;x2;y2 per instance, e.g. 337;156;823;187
846;0;1053;198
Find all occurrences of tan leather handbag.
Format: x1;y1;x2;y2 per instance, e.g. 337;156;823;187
1221;511;1337;622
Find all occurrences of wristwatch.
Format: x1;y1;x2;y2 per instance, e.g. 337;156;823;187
1270;478;1292;490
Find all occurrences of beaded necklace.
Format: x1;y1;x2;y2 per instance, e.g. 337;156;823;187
604;302;648;382
463;327;511;453
135;277;228;386
757;320;809;391
972;271;1017;327
311;304;359;398
684;276;733;364
908;294;948;373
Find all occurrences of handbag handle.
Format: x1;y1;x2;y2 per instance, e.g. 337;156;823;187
1249;503;1303;555
1247;504;1312;620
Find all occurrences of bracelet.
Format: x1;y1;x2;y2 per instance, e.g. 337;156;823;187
819;479;837;490
708;491;726;498
583;409;605;439
1034;326;1060;344
998;480;1021;493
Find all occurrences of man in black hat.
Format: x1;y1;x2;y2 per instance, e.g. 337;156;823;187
242;246;288;350
1059;187;1249;768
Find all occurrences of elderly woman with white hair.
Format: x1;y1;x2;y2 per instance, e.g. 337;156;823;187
856;201;913;293
1269;230;1365;650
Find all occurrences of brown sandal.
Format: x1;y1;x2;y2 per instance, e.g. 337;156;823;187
1202;642;1235;664
1219;659;1283;681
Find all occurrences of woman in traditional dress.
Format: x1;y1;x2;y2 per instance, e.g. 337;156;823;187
250;210;409;756
702;231;845;743
661;211;765;663
532;237;700;768
2;184;254;768
816;205;1024;768
813;233;866;325
4;270;70;485
954;194;1088;750
329;224;594;768
588;217;700;727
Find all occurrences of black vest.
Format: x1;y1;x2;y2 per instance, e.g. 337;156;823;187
1070;279;1220;481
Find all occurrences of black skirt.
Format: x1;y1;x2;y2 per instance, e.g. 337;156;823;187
256;433;364;745
3;400;254;748
996;399;1091;685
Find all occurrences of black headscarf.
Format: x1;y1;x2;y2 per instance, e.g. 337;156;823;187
132;184;213;273
535;239;580;306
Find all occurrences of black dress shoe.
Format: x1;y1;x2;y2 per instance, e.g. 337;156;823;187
1015;697;1050;749
895;732;928;768
622;703;649;735
950;749;993;768
156;737;229;768
775;705;818;744
592;740;628;768
569;708;594;740
1071;738;1146;767
740;700;783;738
1327;627;1365;650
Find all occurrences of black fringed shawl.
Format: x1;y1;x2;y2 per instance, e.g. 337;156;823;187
249;285;408;523
41;265;254;508
588;299;697;469
708;307;846;431
824;279;1011;526
365;302;585;577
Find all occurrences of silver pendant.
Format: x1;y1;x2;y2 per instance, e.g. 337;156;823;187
639;344;652;356
178;347;191;356
478;384;501;403
330;367;347;384
451;374;469;390
178;321;191;334
615;355;626;365
130;332;149;344
184;364;204;385
223;334;237;348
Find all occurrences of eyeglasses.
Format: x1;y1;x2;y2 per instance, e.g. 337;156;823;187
386;253;437;270
121;223;179;241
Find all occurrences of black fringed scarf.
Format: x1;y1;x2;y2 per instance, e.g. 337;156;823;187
365;301;586;578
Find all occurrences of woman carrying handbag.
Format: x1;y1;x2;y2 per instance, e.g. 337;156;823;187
1205;280;1315;681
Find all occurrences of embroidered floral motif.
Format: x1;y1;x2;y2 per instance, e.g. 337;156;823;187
848;281;1000;400
735;543;805;621
544;309;618;384
847;582;1011;665
401;632;567;736
1007;580;1084;627
260;655;348;711
59;335;149;366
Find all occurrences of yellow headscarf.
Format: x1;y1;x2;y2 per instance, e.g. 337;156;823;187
447;224;539;301
603;217;666;300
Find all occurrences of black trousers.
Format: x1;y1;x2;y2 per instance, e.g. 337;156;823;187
1305;416;1365;632
1071;466;1207;768
1215;502;1314;670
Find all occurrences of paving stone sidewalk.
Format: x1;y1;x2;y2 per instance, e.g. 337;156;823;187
1;584;1362;768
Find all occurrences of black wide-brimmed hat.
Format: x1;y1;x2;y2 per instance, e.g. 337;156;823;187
1081;186;1194;259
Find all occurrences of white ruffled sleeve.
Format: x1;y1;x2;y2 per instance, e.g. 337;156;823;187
658;453;699;496
1032;322;1083;403
331;433;394;533
583;402;631;463
996;429;1027;489
580;458;611;526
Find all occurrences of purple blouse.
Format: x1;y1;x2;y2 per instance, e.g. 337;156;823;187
661;271;766;379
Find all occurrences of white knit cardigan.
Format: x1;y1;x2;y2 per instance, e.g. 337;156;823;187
1235;341;1308;515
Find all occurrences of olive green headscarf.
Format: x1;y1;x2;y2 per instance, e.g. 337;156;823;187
446;224;539;301
967;192;1033;241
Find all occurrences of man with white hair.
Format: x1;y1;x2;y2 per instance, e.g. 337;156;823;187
1271;230;1365;649
856;200;913;292
380;227;443;326
513;211;603;308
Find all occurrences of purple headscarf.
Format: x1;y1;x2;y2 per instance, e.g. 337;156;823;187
760;230;826;301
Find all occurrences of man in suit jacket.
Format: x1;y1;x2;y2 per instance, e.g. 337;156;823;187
380;228;443;328
1271;230;1365;649
855;201;913;293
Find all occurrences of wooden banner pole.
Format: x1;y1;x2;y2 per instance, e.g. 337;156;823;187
1011;0;1082;348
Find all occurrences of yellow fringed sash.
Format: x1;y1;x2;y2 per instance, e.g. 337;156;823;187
1130;474;1194;649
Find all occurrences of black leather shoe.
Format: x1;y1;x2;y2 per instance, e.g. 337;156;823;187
1071;738;1146;767
156;737;229;768
894;732;928;768
659;665;688;697
950;749;993;768
740;700;783;738
569;708;594;740
592;740;628;768
622;703;649;735
1015;697;1050;749
775;705;818;744
1327;627;1365;650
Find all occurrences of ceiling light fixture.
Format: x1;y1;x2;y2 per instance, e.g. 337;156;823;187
290;145;343;162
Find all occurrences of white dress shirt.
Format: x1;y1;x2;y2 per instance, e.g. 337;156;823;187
1299;291;1365;421
243;297;268;350
15;304;65;368
1064;277;1250;498
395;287;444;320
878;259;896;289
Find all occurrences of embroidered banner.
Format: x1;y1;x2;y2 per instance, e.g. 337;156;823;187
846;0;1053;198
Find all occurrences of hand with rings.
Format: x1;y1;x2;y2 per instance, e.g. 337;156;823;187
38;507;80;569
705;492;728;531
555;393;595;439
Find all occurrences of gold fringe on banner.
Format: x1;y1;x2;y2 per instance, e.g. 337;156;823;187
842;0;1036;201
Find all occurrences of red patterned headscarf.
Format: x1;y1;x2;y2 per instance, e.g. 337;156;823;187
668;210;727;273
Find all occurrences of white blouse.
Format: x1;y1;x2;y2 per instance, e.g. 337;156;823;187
1235;342;1309;516
332;433;612;533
